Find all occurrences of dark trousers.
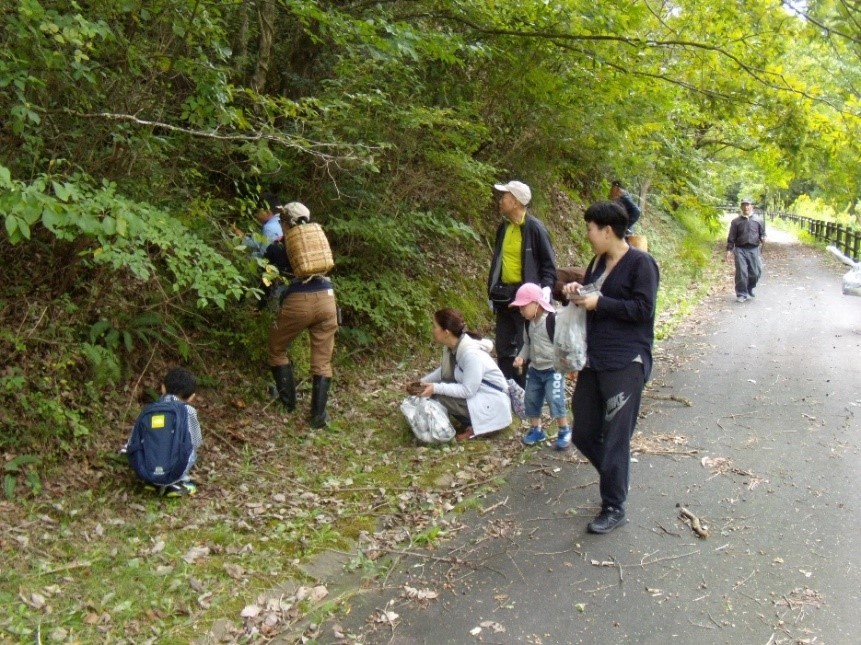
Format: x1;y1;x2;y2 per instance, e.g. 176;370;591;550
571;362;645;510
733;246;763;297
494;305;526;387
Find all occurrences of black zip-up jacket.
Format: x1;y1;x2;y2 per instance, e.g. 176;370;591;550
487;214;557;293
582;247;660;381
726;216;765;250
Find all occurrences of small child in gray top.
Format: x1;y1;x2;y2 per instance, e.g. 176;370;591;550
509;283;571;450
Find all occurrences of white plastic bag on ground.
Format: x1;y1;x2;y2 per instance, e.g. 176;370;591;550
554;303;587;372
400;396;456;444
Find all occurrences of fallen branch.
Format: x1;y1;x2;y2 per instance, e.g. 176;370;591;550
646;393;693;407
383;549;467;566
622;550;701;568
678;505;709;538
479;496;509;516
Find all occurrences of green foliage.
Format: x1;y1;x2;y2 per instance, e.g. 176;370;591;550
0;369;91;450
2;0;861;452
3;455;42;499
79;343;123;389
0;167;248;309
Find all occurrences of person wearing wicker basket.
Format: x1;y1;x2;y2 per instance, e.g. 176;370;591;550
264;202;338;429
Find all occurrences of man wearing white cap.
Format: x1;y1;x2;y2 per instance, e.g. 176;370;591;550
725;198;766;302
487;181;557;387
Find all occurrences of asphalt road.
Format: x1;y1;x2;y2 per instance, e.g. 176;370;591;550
320;230;861;645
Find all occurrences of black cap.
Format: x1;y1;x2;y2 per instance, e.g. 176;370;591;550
611;180;623;188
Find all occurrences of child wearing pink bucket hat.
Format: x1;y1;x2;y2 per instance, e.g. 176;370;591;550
509;283;571;449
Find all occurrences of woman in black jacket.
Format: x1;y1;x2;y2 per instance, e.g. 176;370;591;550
563;201;659;534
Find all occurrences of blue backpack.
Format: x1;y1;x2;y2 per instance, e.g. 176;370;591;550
126;399;193;486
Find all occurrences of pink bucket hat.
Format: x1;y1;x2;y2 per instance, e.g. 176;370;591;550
509;283;554;312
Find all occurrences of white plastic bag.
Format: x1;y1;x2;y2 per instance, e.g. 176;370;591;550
844;265;861;297
827;245;861;297
400;396;456;444
553;303;587;372
506;379;527;420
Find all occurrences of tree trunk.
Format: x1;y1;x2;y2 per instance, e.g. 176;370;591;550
231;1;250;75
252;0;277;93
638;176;651;217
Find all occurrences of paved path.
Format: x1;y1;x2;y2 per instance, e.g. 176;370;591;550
321;231;861;644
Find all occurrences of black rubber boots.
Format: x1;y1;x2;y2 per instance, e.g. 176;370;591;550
271;364;296;412
272;366;330;428
310;375;331;428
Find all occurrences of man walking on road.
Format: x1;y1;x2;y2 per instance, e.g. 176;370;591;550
726;198;766;302
487;181;557;387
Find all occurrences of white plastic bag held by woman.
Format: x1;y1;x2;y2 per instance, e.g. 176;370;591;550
553;303;587;372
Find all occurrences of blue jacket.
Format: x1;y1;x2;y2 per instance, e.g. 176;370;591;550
618;194;641;230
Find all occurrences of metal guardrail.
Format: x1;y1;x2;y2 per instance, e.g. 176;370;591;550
768;211;860;262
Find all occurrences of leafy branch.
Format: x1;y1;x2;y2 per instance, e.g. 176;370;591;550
62;109;380;167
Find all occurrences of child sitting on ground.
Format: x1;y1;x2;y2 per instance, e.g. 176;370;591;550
125;367;202;497
509;283;571;450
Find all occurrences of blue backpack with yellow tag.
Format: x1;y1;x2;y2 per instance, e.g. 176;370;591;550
126;399;192;486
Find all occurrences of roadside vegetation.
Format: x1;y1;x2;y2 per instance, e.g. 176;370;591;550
1;209;726;643
2;0;861;642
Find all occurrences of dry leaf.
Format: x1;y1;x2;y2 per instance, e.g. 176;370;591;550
373;610;399;624
223;563;244;580
241;604;261;618
403;585;439;601
182;546;210;564
480;620;505;633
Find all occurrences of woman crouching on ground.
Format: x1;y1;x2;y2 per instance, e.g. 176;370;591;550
415;308;512;442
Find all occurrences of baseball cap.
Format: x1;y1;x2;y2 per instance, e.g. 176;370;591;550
493;181;532;206
284;201;311;224
509;283;554;312
740;197;752;205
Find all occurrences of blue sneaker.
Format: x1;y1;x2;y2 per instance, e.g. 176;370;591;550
522;427;547;446
554;427;571;451
159;483;187;498
180;480;198;496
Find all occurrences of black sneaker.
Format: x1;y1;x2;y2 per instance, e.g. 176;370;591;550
587;507;627;534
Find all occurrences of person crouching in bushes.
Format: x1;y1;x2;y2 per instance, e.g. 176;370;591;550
125;367;202;498
413;308;512;442
510;283;571;450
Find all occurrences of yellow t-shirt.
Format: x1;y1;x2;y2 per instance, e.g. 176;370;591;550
500;217;524;284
